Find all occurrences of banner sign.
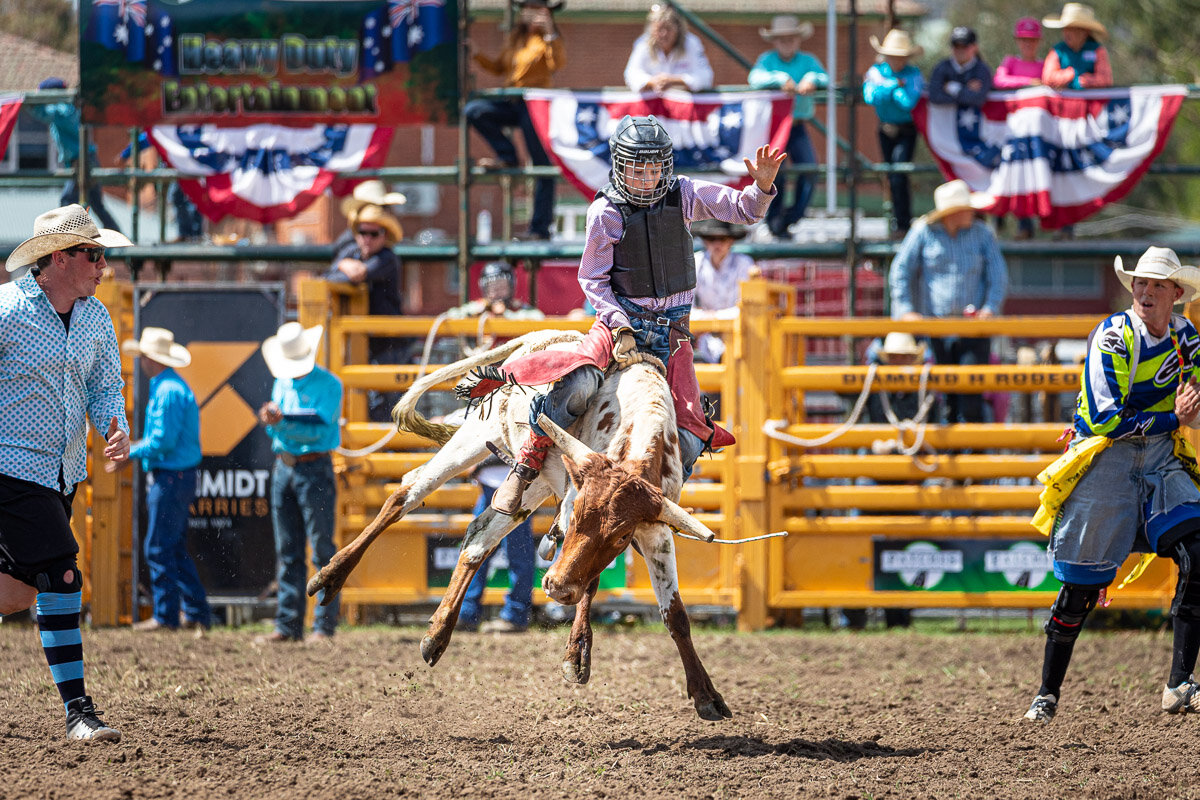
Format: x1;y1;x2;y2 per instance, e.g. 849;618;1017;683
914;85;1186;229
132;285;285;600
148;123;393;223
524;88;794;201
426;534;626;592
873;538;1058;592
79;0;457;127
0;95;21;159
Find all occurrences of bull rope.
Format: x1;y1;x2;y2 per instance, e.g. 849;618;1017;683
762;361;937;471
672;530;788;544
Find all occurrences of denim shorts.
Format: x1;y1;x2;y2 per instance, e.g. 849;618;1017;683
1051;435;1200;583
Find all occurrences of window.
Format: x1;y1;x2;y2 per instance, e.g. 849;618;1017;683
0;110;59;173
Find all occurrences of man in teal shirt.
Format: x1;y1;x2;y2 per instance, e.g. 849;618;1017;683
749;16;828;241
257;322;344;642
123;327;209;632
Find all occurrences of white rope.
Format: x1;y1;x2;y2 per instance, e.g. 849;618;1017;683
335;427;398;459
876;361;939;472
673;530;789;544
761;362;880;447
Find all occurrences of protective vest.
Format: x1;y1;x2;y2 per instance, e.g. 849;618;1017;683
1052;39;1101;89
598;180;696;298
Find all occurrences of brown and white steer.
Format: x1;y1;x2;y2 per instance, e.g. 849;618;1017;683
306;330;731;721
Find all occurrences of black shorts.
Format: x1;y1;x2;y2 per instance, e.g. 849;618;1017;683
0;472;78;587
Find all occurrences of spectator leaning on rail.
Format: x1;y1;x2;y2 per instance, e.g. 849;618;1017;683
624;4;713;93
1024;247;1200;723
0;204;132;742
861;30;924;237
256;323;344;644
462;115;782;516
1040;3;1111;90
325;197;406;422
928;26;993;112
120;327;210;634
466;0;564;241
29;78;123;235
888;179;1008;425
748;16;828;242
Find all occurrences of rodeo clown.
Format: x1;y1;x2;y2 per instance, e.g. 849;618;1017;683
462;115;783;515
1025;246;1200;722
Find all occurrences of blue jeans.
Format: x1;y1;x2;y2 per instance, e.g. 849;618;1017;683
143;469;210;627
930;336;991;423
271;456;339;638
766;121;816;237
169;182;203;240
464;97;555;237
459;486;536;627
878;123;917;233
61;155;122;234
616;297;706;479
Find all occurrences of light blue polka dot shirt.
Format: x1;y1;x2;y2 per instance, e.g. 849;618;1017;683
0;273;128;491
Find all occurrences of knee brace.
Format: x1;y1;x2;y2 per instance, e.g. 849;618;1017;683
31;556;82;594
1044;583;1103;645
1171;535;1200;621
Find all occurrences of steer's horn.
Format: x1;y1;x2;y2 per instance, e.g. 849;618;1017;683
657;498;717;543
536;413;595;463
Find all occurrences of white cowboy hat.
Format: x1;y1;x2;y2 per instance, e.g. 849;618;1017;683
339;180;407;219
121;327;192;369
880;332;926;361
869;29;923;58
5;204;132;272
922;179;992;225
261;322;324;380
759;15;814;41
1114;247;1200;304
1042;3;1107;39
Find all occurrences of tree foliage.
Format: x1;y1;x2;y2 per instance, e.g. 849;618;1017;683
1;0;77;53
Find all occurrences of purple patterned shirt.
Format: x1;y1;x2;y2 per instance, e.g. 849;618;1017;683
578;176;774;331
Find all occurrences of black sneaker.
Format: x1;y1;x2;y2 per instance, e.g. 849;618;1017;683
65;696;121;742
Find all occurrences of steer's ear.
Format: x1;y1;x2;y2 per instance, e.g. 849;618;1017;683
561;454;584;489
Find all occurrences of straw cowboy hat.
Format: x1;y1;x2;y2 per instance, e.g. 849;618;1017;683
121;327;192;369
518;0;564;11
1042;3;1107;39
922;179;992;225
262;322;324;380
869;29;923;58
759;15;814;41
691;218;748;240
1114;247;1200;304
5;204;132;271
349;203;403;243
879;332;926;362
339;180;407;219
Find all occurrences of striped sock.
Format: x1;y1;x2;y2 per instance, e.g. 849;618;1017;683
35;592;86;708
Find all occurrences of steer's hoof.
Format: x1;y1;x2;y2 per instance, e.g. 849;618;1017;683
695;694;732;721
420;634;448;667
561;657;591;685
306;568;344;605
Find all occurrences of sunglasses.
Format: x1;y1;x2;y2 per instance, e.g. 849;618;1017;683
66;247;106;263
355;228;384;239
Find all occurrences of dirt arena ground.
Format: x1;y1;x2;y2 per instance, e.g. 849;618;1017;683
2;619;1199;799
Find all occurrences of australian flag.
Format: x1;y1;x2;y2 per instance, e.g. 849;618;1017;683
522;88;794;201
359;0;449;80
86;0;148;63
914;85;1187;229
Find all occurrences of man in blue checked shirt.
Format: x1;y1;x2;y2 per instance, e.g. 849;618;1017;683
889;179;1009;424
0;204;132;742
256;322;343;644
120;327;210;634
